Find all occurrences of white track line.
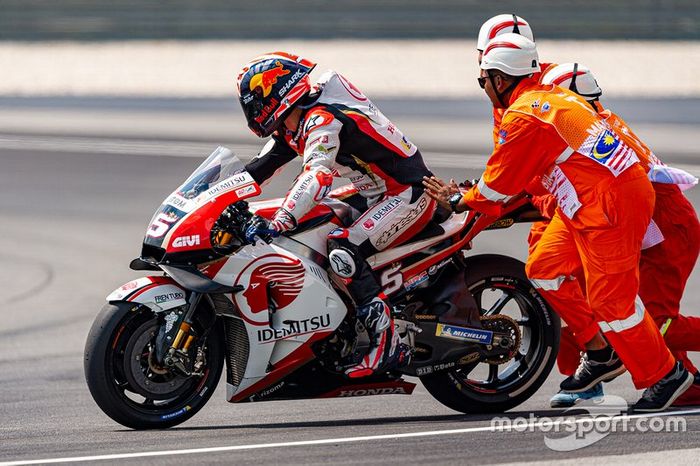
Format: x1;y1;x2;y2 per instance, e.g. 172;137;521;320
2;408;699;466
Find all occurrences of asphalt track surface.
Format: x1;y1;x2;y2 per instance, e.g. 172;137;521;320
1;97;699;465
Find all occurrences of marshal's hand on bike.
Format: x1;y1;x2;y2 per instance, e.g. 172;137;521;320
422;176;455;211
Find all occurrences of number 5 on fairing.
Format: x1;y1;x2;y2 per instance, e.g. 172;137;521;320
84;146;559;430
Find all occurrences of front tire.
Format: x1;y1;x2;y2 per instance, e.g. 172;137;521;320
84;301;224;429
421;254;559;414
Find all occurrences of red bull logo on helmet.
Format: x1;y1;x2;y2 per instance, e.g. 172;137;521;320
249;60;290;98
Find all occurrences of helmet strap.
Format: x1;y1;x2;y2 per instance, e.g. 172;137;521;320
569;63;580;94
511;14;521;34
488;70;523;108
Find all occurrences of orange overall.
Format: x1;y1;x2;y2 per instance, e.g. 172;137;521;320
465;78;675;389
492;63;558;251
554;107;700;376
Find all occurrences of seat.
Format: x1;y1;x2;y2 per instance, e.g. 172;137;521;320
366;212;469;269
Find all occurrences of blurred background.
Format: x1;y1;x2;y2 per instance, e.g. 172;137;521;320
1;2;700;462
1;0;699;40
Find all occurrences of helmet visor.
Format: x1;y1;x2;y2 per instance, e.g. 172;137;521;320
239;93;269;137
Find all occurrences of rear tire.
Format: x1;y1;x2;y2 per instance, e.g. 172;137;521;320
84;301;224;429
421;254;559;414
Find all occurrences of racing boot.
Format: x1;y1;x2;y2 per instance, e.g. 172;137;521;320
631;361;694;412
559;346;626;393
550;383;604;408
345;297;411;378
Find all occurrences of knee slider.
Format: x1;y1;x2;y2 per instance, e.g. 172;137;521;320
328;246;358;279
327;231;360;279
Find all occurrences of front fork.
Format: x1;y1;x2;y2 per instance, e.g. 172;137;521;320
155;292;205;376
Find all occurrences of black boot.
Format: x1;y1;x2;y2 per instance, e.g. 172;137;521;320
631;361;694;412
560;346;626;393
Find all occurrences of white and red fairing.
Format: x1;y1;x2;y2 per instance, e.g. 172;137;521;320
106;147;351;401
202;241;347;401
109;146;478;402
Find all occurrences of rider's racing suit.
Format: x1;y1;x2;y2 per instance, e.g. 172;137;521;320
245;71;436;377
461;78;675;389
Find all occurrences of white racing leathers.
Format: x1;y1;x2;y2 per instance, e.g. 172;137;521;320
245;70;436;303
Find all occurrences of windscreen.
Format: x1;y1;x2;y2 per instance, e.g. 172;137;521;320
178;146;247;200
143;146;253;250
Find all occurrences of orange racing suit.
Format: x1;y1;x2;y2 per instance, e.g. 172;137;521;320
463;78;675;389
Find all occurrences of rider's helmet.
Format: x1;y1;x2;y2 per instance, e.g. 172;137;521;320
237;52;316;137
480;33;540;77
541;63;603;101
477;14;534;52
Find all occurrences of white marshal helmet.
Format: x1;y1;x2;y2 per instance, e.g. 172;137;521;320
541;63;603;100
480;33;540;77
477;14;534;51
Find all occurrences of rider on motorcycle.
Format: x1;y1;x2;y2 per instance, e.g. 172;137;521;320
237;52;436;378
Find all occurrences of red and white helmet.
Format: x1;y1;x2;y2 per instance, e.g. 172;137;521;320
541;63;603;100
477;14;534;52
480;33;540;77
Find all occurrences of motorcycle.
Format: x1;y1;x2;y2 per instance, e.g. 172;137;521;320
84;146;560;429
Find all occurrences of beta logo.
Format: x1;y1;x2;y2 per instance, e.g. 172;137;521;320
172;235;201;248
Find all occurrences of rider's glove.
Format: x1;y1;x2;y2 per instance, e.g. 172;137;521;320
244;216;280;245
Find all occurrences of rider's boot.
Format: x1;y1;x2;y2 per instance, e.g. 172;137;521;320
345;296;411;378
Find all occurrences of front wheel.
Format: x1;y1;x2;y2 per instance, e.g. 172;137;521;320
421;254;560;414
84;301;224;429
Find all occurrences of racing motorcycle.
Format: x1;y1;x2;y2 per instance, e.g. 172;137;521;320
84;146;560;429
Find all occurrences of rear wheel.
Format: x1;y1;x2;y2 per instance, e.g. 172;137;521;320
421;254;559;413
84;301;224;429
